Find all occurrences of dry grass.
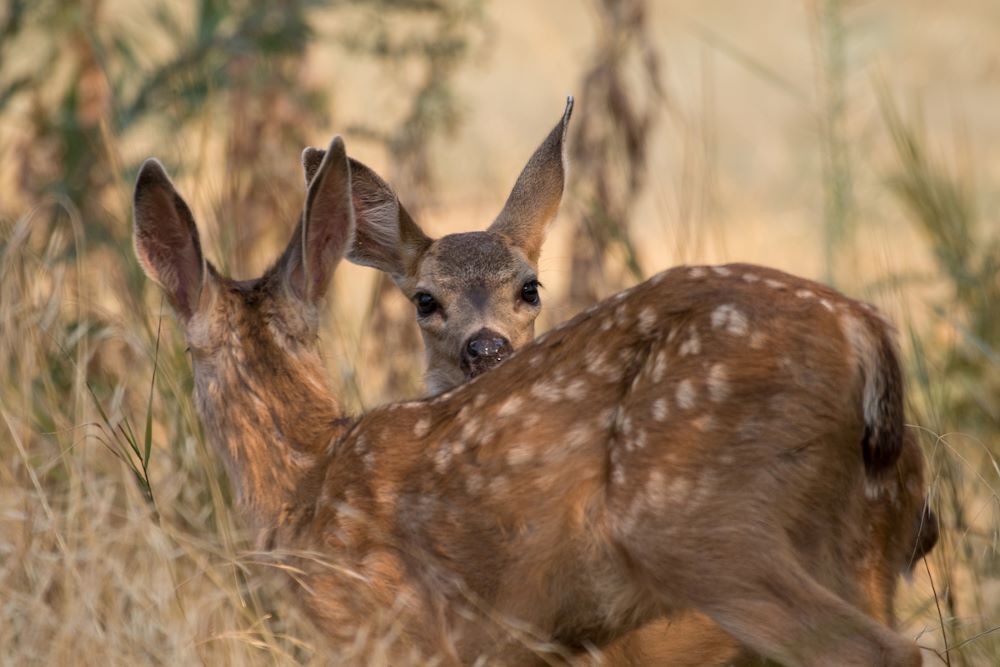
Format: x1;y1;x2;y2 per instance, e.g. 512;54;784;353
1;1;998;664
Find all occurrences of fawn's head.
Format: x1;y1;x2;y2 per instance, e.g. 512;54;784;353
133;137;355;523
133;136;354;421
302;99;573;394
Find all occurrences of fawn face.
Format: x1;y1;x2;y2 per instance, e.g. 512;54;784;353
302;98;573;394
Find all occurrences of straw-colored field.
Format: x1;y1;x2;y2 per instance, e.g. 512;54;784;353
1;0;997;664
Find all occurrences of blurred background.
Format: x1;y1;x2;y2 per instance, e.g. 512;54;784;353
1;0;997;663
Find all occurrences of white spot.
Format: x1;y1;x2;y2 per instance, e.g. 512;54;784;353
679;327;701;356
651;270;667;285
413;418;431;438
614;287;632;301
765;279;786;290
466;471;484;494
676;380;696;410
612;467;626;486
711;304;749;336
566;423;592;449
689;267;707;278
600;317;614;332
647;471;666;506
652;398;669;421
530;380;563;402
651;350;668;383
506;443;534;467
707;363;729;402
692;415;714;432
631;429;648;450
742;272;760;283
795;289;815;299
434;443;453;473
474;393;487;408
489;475;510;496
618;413;634;437
820;298;835;312
497;395;524;418
460;416;482;442
711;266;731;277
865;479;885;500
665;476;692;504
586;348;622;382
638;306;657;335
565;378;588;401
615;304;630;328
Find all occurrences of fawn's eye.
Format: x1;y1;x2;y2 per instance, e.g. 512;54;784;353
521;279;541;306
414;292;440;317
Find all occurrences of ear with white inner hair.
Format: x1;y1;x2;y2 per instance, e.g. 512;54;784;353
343;157;432;281
301;146;325;187
283;136;355;303
487;96;573;264
133;159;206;322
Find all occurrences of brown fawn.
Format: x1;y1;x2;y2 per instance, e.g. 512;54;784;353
301;99;573;395
134;134;928;666
303;102;938;664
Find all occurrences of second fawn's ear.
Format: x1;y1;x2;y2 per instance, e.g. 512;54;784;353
133;159;206;322
301;146;325;186
283;136;355;303
488;96;573;264
344;158;432;280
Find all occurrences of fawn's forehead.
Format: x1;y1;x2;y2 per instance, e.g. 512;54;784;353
420;232;529;288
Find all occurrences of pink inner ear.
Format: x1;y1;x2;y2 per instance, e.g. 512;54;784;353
304;184;352;301
135;185;204;319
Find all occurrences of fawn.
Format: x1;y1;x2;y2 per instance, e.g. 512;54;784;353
300;99;573;395
325;196;938;667
134;134;928;666
304;101;938;663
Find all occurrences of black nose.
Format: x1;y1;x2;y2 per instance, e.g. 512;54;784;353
462;329;513;376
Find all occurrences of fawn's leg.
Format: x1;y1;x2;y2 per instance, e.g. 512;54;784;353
680;558;921;667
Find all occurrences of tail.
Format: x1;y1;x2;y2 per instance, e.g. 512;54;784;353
857;312;906;474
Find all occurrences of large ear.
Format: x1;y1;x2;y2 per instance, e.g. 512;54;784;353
283;136;355;303
133;159;206;321
301;146;325;186
487;96;573;264
344;157;432;280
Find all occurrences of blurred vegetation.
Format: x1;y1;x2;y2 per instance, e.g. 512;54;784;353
567;0;664;307
342;0;488;401
0;0;997;663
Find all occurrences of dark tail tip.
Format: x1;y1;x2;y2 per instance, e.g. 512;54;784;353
861;316;906;475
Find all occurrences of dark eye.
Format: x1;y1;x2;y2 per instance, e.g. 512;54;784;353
414;292;440;317
521;279;540;306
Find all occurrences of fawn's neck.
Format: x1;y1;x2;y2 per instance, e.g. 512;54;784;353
192;344;343;532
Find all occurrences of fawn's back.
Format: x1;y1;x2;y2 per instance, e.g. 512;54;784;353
285;263;913;661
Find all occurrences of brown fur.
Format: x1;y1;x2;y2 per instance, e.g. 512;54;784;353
134;136;930;666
